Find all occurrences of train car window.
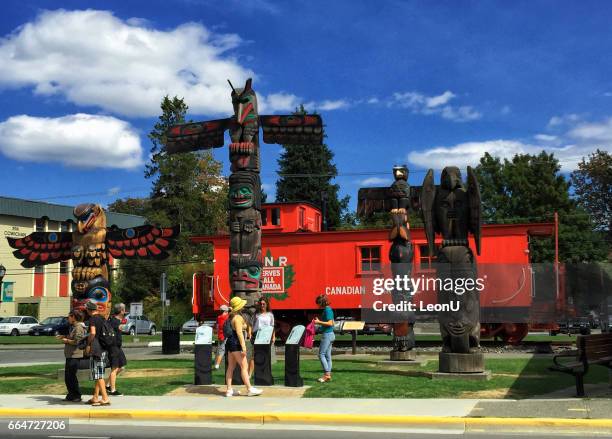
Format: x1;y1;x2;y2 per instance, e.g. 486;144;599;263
419;244;438;269
299;207;305;229
272;207;281;226
360;246;381;272
261;208;268;226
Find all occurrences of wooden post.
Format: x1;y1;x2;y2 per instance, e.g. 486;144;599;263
352;330;357;355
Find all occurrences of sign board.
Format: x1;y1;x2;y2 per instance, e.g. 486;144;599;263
1;282;14;303
254;325;274;345
129;302;143;317
195;325;213;345
341;321;365;331
262;267;284;294
285;325;305;345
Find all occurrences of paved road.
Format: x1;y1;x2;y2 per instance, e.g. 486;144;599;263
0;347;180;366
0;419;600;439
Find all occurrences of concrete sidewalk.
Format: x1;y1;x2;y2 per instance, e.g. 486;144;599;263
0;394;611;434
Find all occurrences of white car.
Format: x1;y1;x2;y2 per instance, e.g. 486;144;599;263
0;316;39;336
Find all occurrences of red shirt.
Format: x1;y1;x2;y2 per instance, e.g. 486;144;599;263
217;313;229;341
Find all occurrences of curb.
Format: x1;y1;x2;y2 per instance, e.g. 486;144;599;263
1;408;611;432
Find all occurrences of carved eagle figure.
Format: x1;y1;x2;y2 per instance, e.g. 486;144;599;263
7;203;179;315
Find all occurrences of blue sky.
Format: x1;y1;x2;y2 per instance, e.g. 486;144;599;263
0;0;611;210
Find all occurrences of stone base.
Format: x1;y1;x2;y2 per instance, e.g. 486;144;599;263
389;350;416;361
431;370;492;381
438;352;484;373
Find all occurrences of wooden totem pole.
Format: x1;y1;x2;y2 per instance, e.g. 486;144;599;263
358;165;418;360
421;166;484;373
165;79;323;311
7;203;179;318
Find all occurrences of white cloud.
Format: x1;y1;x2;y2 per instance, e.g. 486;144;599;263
107;186;121;196
359;177;392;186
367;97;380;104
547;114;581;128
407;116;612;172
534;134;557;142
0;114;142;169
0;9;347;118
316;100;350;111
390;90;481;122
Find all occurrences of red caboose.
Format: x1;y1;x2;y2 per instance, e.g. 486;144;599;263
192;202;560;343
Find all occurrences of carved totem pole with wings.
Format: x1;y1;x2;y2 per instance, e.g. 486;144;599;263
165;78;323;310
7;203;179;318
358;165;419;358
421;166;482;356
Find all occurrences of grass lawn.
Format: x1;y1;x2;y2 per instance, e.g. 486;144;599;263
0;334;197;345
0;356;608;399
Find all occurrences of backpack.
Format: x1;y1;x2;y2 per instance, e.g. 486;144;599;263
223;316;235;340
98;318;117;350
301;321;316;349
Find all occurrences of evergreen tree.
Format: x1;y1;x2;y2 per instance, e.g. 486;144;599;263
275;106;349;229
474;151;607;262
111;96;227;305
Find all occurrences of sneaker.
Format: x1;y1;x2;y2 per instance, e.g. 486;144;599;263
109;390;123;396
225;389;234;397
68;396;82;402
106;386;111;392
247;387;262;396
214;364;220;369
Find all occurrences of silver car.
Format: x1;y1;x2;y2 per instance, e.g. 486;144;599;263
121;314;156;336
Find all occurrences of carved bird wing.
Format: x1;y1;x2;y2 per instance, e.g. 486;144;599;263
421;169;437;257
357;187;392;218
165;119;231;154
467;166;482;256
7;232;73;268
259;115;323;145
105;225;180;260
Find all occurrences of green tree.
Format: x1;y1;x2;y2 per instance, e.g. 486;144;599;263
474;151;607;262
275;106;349;229
111;96;227;305
571;149;612;239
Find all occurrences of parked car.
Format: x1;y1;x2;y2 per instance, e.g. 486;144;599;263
0;316;39;336
120;314;156;335
181;318;198;334
550;318;592;336
28;316;70;336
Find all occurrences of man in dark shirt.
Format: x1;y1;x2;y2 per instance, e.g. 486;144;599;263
107;303;127;396
85;301;110;406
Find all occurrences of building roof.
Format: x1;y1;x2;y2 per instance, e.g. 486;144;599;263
0;196;145;229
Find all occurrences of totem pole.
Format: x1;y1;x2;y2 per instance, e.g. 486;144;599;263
165;79;323;311
421;166;484;373
357;165;417;360
7;203;179;317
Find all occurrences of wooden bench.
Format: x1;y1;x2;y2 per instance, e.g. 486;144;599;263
548;333;612;396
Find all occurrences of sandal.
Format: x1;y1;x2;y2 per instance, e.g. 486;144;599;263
86;398;99;404
317;375;331;383
92;400;111;406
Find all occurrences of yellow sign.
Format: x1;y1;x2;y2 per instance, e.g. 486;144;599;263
342;321;365;331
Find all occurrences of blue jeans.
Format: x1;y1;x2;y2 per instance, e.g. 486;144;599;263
318;332;335;373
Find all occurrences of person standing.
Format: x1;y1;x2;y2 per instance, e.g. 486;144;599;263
57;310;86;402
314;294;335;383
214;305;230;370
85;301;110;406
248;296;275;377
224;296;262;397
106;303;127;396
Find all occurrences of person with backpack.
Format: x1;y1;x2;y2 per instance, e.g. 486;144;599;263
106;303;127;396
85;300;113;406
224;296;262;397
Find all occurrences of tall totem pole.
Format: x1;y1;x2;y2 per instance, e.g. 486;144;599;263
421;166;484;373
166;79;323;310
358;165;418;360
